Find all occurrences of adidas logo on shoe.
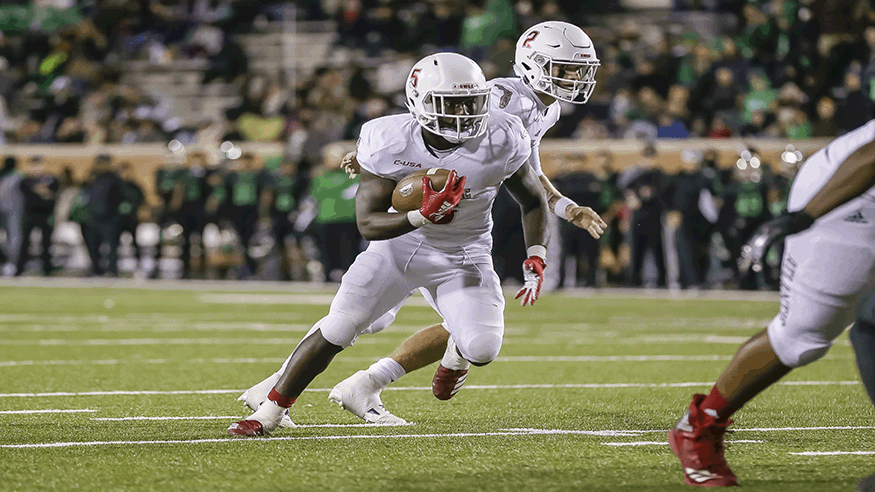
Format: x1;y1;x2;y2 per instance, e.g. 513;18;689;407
844;210;868;224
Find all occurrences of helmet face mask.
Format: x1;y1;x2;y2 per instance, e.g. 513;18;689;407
514;21;600;104
421;93;490;143
406;53;491;144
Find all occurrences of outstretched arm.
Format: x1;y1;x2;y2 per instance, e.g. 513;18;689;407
539;174;607;239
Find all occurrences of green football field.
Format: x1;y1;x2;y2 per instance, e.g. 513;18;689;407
0;281;872;492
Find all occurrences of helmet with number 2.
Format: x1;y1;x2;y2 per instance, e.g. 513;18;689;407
514;21;600;104
405;53;490;143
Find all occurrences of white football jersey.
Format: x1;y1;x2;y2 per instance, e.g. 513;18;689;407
356;111;532;250
788;118;875;212
488;77;561;177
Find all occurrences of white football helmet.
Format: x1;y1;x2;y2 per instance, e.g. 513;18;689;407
513;21;600;104
405;53;490;143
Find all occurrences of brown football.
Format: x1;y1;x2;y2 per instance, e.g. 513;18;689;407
391;168;452;212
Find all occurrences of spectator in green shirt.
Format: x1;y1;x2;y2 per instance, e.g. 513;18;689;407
224;152;263;278
785;109;813;139
261;159;303;281
305;163;361;282
742;71;777;123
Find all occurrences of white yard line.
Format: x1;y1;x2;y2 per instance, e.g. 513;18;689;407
198;293;435;307
0;277;782;301
0;355;744;367
790;451;874;456
0;338;304;346
0;409;97;414
2;336;839;347
732;425;875;432
0;431;533;449
4;425;867;450
0;323;427;333
496;355;736;362
601;440;764;447
0;381;859;398
500;428;648;437
504;425;875;435
90;416;413;428
0;353;854;368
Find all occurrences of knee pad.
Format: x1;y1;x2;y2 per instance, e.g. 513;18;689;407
767;313;848;368
314;313;361;348
458;332;502;365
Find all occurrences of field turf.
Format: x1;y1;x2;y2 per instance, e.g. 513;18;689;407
0;281;871;491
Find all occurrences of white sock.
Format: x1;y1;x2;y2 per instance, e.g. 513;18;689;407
440;337;470;371
250;399;286;428
367;358;406;388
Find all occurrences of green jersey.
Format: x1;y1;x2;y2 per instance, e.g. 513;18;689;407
309;170;358;224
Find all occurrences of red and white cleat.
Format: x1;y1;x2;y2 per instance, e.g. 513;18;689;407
237;371;295;429
668;394;739;487
227;419;265;437
227;399;290;437
432;364;468;401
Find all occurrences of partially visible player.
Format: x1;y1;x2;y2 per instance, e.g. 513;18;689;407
851;285;875;492
669;119;875;486
227;52;550;436
237;21;608;424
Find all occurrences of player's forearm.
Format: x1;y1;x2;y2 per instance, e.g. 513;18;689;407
538;174;563;211
356;212;417;241
519;198;550;249
802;143;875;219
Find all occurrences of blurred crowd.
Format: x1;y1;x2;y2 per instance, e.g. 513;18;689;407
0;141;799;290
0;149;361;281
0;0;871;288
2;1;874;147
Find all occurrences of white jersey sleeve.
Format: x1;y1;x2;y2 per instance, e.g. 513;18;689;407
503;113;532;177
355;114;414;181
788;118;875;212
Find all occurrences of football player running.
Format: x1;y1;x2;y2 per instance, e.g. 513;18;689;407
668;118;875;486
228;52;550;436
236;21;608;425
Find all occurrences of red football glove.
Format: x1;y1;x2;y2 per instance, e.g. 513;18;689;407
515;256;546;306
420;170;466;224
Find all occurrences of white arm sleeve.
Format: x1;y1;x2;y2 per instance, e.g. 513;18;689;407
528;142;544;177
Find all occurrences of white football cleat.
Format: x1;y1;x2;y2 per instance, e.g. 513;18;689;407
238;371;280;411
237;371;295;429
328;371;408;425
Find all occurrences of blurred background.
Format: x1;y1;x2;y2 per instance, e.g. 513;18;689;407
0;0;871;290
